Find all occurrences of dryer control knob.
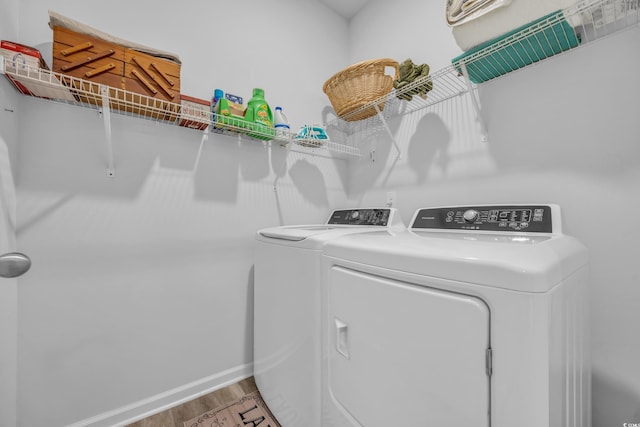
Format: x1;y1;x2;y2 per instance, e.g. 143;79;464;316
463;209;479;223
350;210;360;220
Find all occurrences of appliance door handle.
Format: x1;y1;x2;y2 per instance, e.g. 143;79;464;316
335;318;350;359
0;252;31;278
258;231;307;241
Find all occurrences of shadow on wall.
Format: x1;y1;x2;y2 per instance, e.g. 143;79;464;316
323;106;351;194
346;106;454;199
0;81;19;166
194;134;271;202
592;369;640;426
407;112;451;183
18;102;195;197
480;33;640;178
15;193;77;236
270;141;289;183
18;100;285;205
245;264;255;363
346;113;403;198
270;145;290;226
288;159;329;208
239;140;270;182
193;134;240;203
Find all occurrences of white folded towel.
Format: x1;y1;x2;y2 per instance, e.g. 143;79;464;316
451;0;580;51
447;0;512;26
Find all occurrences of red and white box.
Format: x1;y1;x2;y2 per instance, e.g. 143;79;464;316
1;40;47;70
179;95;211;130
1;40;49;95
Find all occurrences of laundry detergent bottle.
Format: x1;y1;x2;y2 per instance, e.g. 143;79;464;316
244;88;274;141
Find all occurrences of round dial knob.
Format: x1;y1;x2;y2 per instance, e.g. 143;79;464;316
350;210;360;220
462;209;479;223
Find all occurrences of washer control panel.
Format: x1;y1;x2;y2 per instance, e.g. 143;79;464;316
412;205;553;233
328;209;392;226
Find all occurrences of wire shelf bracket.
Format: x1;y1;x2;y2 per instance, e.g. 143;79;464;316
374;103;402;160
99;85;116;177
272;139;292;191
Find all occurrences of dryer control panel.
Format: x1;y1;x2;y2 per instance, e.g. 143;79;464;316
328;209;392;226
412;205;553;233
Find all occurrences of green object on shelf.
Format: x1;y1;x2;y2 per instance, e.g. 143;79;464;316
452;10;580;84
214;91;275;140
393;59;433;101
215;96;244;129
243;88;274;141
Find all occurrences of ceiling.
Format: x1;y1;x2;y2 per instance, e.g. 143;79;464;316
318;0;370;19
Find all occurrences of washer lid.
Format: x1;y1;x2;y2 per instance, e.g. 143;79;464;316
256;208;405;245
323;230;588;293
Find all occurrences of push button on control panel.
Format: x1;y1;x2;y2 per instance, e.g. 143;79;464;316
463;209;480;223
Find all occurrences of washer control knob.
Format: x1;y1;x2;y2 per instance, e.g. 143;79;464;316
350;210;360;220
462;209;479;223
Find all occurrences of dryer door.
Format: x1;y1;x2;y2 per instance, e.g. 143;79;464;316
327;266;491;427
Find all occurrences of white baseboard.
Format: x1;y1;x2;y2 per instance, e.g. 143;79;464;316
66;362;254;427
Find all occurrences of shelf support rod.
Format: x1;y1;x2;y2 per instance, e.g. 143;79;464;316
192;126;209;174
273;140;291;191
460;62;488;142
374;104;401;160
99;85;115;177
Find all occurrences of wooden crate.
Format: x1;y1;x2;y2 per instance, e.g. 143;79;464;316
52;26;180;120
123;48;179;102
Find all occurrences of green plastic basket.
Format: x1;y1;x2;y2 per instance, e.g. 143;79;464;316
452;10;580;84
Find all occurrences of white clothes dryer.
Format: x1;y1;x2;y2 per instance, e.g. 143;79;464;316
321;204;590;427
254;208;405;427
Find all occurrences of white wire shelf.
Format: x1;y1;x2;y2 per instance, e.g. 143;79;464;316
326;0;639;137
0;58;362;159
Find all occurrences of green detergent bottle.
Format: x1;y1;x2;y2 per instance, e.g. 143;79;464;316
243;88;274;141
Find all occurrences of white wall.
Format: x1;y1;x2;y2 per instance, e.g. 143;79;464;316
349;0;461;71
14;1;350;425
0;0;20;165
0;2;20;426
350;2;640;426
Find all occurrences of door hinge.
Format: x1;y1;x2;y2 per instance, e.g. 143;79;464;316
486;348;493;377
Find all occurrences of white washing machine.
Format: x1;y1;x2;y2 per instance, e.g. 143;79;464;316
254;208;405;427
321;204;590;427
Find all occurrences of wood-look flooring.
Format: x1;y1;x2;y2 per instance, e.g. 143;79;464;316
126;376;259;427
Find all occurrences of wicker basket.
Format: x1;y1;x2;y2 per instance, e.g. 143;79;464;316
322;58;399;122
